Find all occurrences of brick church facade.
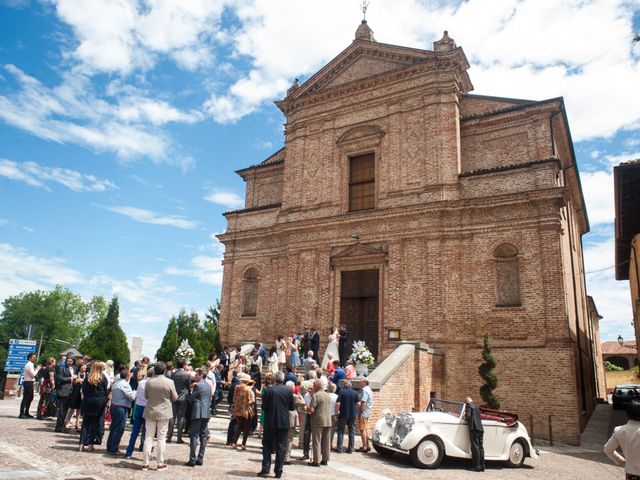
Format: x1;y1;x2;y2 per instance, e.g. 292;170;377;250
217;22;603;444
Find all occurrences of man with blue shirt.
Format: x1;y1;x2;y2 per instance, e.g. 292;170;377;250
330;361;345;392
335;380;359;453
107;368;136;454
284;366;297;385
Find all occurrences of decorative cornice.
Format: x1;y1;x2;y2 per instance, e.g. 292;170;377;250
460;97;562;122
459;157;561;178
223;203;281;216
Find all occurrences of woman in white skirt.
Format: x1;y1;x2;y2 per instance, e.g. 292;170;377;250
322;326;340;370
275;335;287;370
267;346;280;374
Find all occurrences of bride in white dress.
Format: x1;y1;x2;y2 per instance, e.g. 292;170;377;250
322;326;340;369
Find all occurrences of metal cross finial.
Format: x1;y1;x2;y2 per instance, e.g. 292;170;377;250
360;0;369;20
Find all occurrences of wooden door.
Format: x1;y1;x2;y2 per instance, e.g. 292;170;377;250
340;269;379;358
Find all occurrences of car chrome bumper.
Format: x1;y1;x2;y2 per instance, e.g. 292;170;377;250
372;440;409;454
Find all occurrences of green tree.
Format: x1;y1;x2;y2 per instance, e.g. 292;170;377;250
156;307;221;366
0;286;96;367
156;316;179;362
79;296;129;366
478;334;500;409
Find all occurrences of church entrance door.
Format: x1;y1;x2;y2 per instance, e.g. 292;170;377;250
340;269;379;359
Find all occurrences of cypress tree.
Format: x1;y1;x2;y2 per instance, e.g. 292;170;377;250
478;334;500;409
156;316;179;362
79;296;129;366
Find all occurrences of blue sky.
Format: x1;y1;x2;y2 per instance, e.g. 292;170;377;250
1;0;639;358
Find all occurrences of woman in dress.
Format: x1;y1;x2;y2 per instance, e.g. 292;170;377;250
231;373;255;450
65;361;86;430
321;326;340;369
36;357;57;420
275;336;287;370
288;336;301;368
79;361;109;451
267;346;279;374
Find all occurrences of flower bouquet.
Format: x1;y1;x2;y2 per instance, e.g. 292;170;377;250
350;340;375;366
175;339;195;365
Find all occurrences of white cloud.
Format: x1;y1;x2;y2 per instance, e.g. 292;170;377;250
201;0;640;143
0;158;116;192
97;204;200;229
581;170;614;226
0;218;8;226
584;239;634;343
0;242;210;359
165;255;223;286
0;65;195;167
602;151;640;167
203;187;244;209
0;243;85;301
54;0;226;75
166;236;224;286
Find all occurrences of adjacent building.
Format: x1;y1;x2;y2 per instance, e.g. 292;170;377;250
614;159;640;367
217;22;602;444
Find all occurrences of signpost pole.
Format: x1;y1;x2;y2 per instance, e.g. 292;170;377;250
36;333;44;360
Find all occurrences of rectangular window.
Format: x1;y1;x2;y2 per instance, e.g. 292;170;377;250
349;153;375;211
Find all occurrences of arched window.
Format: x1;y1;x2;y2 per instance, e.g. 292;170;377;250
242;268;258;316
494;244;521;307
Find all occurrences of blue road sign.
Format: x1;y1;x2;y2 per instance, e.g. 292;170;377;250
4;338;37;372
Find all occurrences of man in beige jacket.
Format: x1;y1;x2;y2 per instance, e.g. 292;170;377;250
142;362;178;471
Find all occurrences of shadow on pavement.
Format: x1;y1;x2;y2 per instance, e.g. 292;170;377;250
225;470;266;478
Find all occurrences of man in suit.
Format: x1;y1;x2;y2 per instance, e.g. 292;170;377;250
258;371;294;479
54;356;74;432
310;327;320;364
220;346;230;382
301;326;311;355
338;324;348;366
142;362;177;471
309;379;332;466
185;368;211;467
168;359;191;443
335;380;359;453
465;397;485;472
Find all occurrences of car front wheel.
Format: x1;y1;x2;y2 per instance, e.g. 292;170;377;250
506;439;526;468
410;435;444;469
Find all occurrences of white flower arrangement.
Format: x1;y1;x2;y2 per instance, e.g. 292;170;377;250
175;339;195;364
350;340;375;366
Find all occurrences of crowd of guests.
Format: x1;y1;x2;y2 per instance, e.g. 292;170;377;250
17;327;373;476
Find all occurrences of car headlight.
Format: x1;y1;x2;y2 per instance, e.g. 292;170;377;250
384;410;396;427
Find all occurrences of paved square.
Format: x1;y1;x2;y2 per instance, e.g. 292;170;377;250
0;398;625;480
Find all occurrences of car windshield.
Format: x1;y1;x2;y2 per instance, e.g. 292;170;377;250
616;387;639;395
426;399;463;416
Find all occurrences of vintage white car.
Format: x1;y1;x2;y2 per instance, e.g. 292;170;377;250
372;399;538;469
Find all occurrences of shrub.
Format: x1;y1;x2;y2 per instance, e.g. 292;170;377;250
604;361;624;372
479;334;500;409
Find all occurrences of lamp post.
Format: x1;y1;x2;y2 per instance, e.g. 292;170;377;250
617;335;624;347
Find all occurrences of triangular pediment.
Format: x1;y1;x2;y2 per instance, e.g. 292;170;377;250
284;41;434;101
323;53;416;89
330;243;388;269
